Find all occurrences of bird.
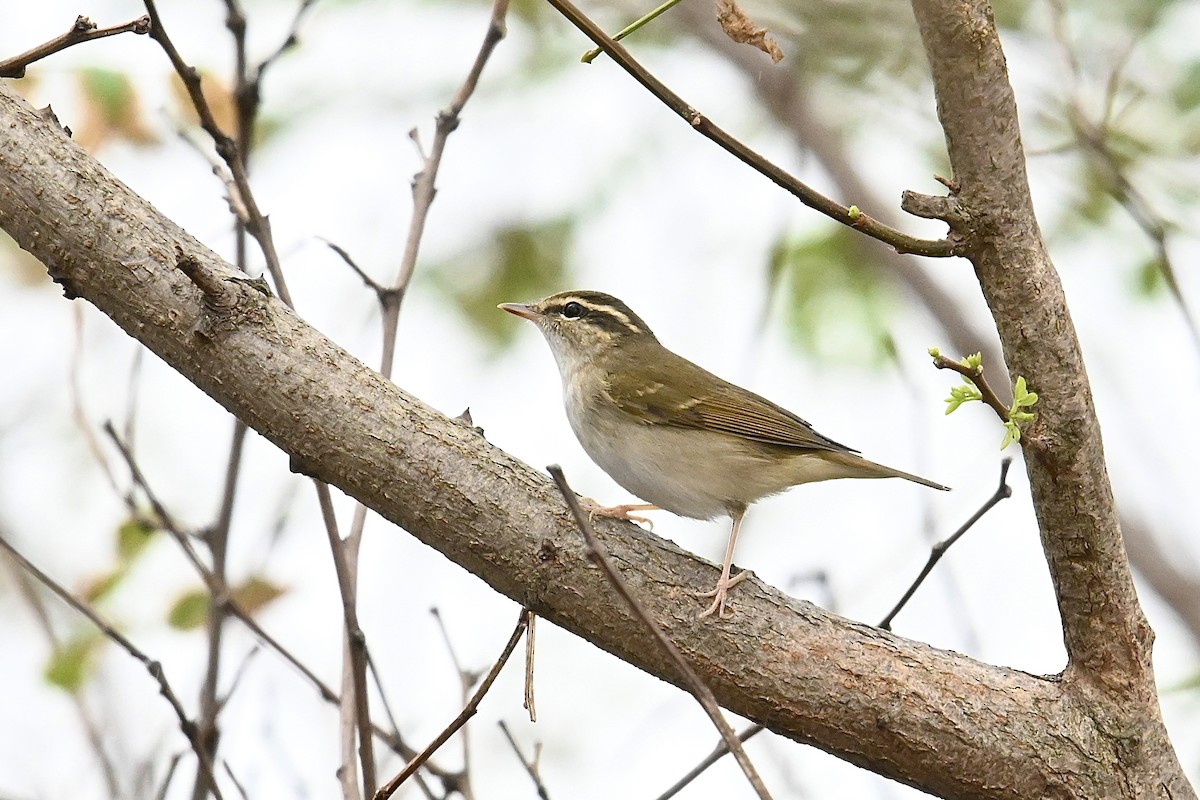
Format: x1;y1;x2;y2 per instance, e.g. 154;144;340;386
500;290;948;619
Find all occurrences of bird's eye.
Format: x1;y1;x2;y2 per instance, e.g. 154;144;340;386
562;301;585;319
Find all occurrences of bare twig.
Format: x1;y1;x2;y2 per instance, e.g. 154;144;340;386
317;482;377;800
523;612;537;722
430;607;477;797
544;0;955;258
498;721;551;800
0;532;224;800
374;610;531;800
189;419;245;800
70;306;122;497
154;753;184;800
878;459;1014;630
654;724;766;800
4;560;122;798
321;238;390;297
383;0;511;376
1046;0;1199;352
547;466;773;800
105;422;445;786
0;14;150;78
336;3;513;792
141;0;293;307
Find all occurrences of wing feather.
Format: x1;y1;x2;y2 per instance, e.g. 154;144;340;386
605;350;857;454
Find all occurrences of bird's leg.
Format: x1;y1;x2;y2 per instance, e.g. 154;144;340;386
697;509;750;619
579;499;658;528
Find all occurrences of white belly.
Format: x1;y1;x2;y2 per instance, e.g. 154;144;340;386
565;388;830;519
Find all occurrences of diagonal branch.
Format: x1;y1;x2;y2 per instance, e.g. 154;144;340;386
543;0;956;257
0;532;225;800
549;467;772;800
0;14;151;79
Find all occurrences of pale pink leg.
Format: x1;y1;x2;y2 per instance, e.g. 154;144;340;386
698;510;750;619
579;499;658;528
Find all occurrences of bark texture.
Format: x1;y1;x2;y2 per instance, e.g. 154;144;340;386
908;0;1191;793
0;18;1191;797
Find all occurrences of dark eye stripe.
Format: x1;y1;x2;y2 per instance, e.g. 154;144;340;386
544;292;657;338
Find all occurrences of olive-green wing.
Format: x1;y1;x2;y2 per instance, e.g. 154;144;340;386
605;352;857;454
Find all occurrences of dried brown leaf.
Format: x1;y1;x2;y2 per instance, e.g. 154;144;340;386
716;0;784;63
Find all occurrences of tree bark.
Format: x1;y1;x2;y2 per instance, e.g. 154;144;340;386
0;32;1190;800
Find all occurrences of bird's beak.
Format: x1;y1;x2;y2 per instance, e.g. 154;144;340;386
498;302;541;322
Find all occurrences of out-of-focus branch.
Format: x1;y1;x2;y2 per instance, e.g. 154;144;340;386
0;531;225;800
0;14;150;78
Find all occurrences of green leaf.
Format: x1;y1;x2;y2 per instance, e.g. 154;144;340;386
168;589;210;631
963;352;983;370
1172;61;1200;113
45;634;102;693
1000;420;1021;450
944;383;982;414
83;567;127;603
80;68;137;126
1132;257;1166;298
117;517;157;561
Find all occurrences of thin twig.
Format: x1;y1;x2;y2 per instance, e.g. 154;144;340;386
317;482;377;800
430;607;477;798
189;419;245;800
1045;0;1200;352
523;612;537;722
581;0;684;63
321;238;389;296
498;721;551;800
105;423;443;782
931;353;1011;420
654;724;766;800
154;753;183;800
543;0;954;258
338;3;512;791
142;0;293;307
0;533;225;800
374;610;531;800
4;560;123;798
0;14;150;78
547;466;773;800
878;459;1014;630
383;0;511;377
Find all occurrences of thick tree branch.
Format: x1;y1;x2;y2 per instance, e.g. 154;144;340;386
1;79;1190;799
909;0;1145;679
908;0;1191;794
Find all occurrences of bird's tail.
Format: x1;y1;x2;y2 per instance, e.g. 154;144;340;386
820;450;950;491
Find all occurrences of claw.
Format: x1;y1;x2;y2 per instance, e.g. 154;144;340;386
579;499;658;528
696;570;751;619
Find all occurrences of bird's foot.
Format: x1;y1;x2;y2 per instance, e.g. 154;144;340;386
579;499;658;528
696;570;752;619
